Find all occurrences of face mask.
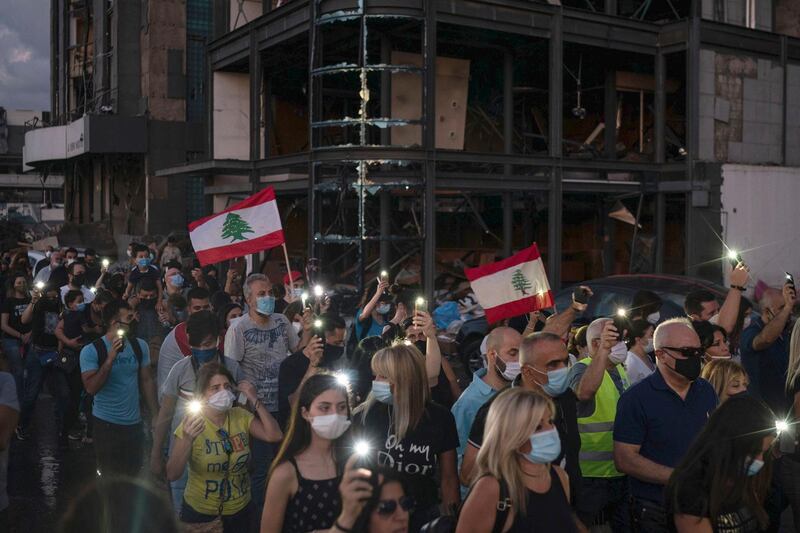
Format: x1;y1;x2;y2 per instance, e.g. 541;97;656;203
76;303;87;312
137;258;151;268
743;316;752;329
291;288;304;298
376;303;391;315
126;250;132;258
372;381;393;404
322;344;345;365
414;340;427;355
646;312;660;325
45;251;51;258
208;389;235;412
495;356;521;382
310;413;351;440
541;366;570;397
66;259;75;266
72;274;85;286
191;347;217;364
291;321;302;335
139;297;156;310
645;339;655;353
256;295;275;315
522;428;561;464
746;458;764;476
175;309;188;323
169;274;184;287
667;353;702;381
609;341;628;364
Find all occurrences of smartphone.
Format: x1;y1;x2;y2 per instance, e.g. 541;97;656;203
786;272;795;288
573;287;589;305
354;441;379;487
414;297;427;315
728;251;743;268
237;392;248;407
612;313;630;342
313;319;326;345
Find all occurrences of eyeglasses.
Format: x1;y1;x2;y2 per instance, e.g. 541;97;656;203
660;346;705;359
217;428;233;455
376;496;414;515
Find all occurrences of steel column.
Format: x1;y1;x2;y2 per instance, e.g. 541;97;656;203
604;69;617;160
549;11;563;159
423;0;437;299
503;192;513;257
548;168;562;289
654;49;666;164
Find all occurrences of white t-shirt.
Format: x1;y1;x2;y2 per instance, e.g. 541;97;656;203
60;285;96;305
224;313;297;412
624;350;656;386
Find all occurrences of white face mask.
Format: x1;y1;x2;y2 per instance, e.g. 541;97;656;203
291;321;302;335
743;316;752;329
496;358;521;382
208;389;235;412
645;339;654;353
609;341;628;364
310;413;351;440
646;312;660;325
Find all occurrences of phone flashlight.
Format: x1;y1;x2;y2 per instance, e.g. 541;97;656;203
355;440;371;457
116;328;126;338
415;297;427;314
786;272;795;287
612;309;629;342
102;259;110;268
301;291;309;308
90;287;97;294
380;270;389;281
727;249;743;268
777;420;790;434
313;285;324;298
335;372;350;387
313;319;323;330
35;281;45;290
188;400;203;415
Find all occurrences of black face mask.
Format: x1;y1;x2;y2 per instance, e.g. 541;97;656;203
414;340;427;355
72;274;86;286
728;390;749;400
321;344;345;367
669;354;702;382
139;297;156;310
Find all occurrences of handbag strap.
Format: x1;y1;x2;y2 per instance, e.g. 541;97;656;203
491;479;511;533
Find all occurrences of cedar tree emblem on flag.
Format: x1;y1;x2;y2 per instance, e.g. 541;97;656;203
221;213;255;242
464;244;553;324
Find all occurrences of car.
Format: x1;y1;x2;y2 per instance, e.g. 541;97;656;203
27;250;46;271
553;274;733;323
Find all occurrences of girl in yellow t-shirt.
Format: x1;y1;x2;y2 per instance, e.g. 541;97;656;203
167;361;282;531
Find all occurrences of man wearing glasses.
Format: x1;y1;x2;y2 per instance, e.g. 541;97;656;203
613;318;718;533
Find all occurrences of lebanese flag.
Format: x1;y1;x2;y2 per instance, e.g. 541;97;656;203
188;187;285;266
464;244;554;324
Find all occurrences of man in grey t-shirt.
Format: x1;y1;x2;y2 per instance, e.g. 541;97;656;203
223;274;308;515
0;371;19;523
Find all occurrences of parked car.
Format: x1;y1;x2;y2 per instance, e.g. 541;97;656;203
27;250;46;271
553;274;732;322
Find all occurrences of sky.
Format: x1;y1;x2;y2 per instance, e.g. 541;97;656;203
0;0;50;111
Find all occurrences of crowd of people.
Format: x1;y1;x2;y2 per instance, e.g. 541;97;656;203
0;240;799;533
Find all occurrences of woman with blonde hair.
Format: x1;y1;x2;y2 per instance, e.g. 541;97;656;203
456;388;578;533
701;359;749;403
353;342;459;531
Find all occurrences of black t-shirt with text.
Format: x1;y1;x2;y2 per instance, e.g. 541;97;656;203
2;296;31;337
31;299;61;349
353;401;458;510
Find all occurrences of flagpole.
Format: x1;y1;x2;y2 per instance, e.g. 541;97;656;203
281;243;295;299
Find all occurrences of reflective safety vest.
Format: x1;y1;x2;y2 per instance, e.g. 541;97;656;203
577;357;628;478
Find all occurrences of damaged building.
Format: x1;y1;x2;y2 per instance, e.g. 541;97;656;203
25;0;800;289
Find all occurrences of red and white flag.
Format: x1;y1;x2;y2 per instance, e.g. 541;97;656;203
464;244;554;324
188;187;285;266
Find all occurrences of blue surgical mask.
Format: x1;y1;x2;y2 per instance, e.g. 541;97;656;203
541;366;570;397
191;347;217;364
746;457;764;476
256;295;275;315
170;274;184;287
522;428;561;464
137;257;151;268
76;303;87;312
372;380;393;404
376;303;391;315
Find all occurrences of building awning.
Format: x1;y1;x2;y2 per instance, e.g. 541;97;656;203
23;114;147;169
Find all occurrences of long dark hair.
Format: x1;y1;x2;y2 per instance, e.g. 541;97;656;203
352;469;409;533
666;396;775;529
269;372;351;479
5;273;28;298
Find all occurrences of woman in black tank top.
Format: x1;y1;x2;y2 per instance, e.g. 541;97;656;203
261;373;353;533
456;389;580;533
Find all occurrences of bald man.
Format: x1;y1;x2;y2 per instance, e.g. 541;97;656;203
740;283;795;415
613;318;717;532
451;326;521;489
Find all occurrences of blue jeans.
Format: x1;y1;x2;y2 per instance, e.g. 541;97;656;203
576;476;631;533
20;348;70;432
1;338;24;403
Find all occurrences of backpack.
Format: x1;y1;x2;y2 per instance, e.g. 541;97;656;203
419;477;511;533
94;336;144;368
